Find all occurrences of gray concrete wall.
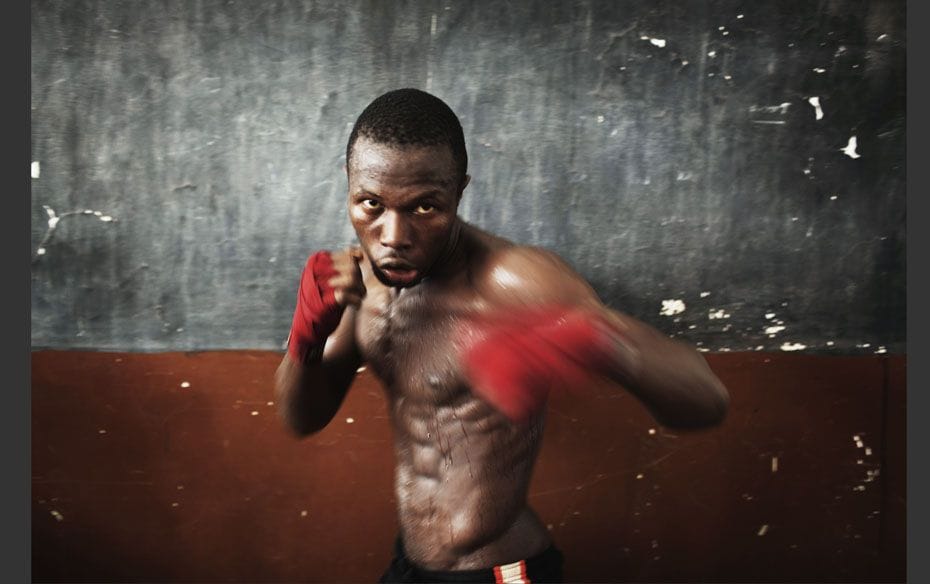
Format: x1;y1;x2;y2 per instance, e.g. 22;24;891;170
30;0;906;353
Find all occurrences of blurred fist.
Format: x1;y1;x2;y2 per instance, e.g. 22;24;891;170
327;247;367;308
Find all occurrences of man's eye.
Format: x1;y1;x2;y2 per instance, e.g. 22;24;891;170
362;199;381;209
415;204;435;214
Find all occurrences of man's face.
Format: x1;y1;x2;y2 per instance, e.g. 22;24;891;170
347;136;466;288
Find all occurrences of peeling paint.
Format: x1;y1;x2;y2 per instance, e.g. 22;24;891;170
34;204;118;262
640;35;667;48
780;342;807;351
659;299;686;316
707;309;730;320
31;161;40;178
807;97;824;120
841;136;861;159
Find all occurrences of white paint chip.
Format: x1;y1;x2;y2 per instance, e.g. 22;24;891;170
813;67;826;73
180;381;191;388
636;473;644;480
865;447;872;456
780;342;807;351
757;524;769;536
737;14;744;19
251;411;259;416
37;247;47;256
346;417;355;424
648;428;656;435
50;510;64;522
31;161;40;178
807;97;824;120
649;38;666;48
771;457;779;472
708;309;730;320
659;299;686;316
267;401;274;406
708;50;717;58
765;313;776;319
765;325;786;335
98;429;107;434
597;115;605;123
301;510;308;517
841;136;861;159
700;291;711;298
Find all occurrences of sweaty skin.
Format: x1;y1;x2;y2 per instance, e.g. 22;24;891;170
356;226;554;569
275;138;729;572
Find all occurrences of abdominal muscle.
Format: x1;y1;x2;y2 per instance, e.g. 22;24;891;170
389;390;552;571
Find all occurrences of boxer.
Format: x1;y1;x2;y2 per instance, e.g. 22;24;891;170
275;88;729;583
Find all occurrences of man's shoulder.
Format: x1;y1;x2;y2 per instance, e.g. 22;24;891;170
468;235;595;308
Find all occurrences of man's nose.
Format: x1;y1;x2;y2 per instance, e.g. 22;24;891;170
379;211;412;250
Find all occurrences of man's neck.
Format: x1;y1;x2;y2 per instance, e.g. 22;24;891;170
426;219;468;281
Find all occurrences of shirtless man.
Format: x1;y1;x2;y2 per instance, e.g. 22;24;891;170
274;88;730;583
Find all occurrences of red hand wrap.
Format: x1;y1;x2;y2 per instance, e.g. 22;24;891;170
460;306;627;422
287;251;344;364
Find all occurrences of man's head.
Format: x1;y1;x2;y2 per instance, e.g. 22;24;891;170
345;89;470;288
346;88;468;184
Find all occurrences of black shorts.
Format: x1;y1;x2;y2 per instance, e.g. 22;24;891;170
378;536;564;583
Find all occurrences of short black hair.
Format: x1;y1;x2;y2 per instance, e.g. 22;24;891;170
346;88;468;183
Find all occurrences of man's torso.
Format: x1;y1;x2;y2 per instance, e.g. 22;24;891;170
353;225;552;571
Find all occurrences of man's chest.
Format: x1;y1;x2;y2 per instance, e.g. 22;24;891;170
355;284;475;400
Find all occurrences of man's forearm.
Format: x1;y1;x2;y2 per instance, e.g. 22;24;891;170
603;312;729;429
274;352;358;436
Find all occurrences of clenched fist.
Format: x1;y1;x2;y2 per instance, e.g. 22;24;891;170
286;248;367;364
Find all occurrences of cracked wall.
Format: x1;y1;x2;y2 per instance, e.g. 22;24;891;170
30;0;906;352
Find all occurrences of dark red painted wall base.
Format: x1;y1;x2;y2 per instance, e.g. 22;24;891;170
32;351;905;582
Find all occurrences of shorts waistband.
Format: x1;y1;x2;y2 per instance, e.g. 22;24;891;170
392;536;563;583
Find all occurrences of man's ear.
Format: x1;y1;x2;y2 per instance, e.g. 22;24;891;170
457;174;471;201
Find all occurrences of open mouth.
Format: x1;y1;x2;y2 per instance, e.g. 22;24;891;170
377;262;419;286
